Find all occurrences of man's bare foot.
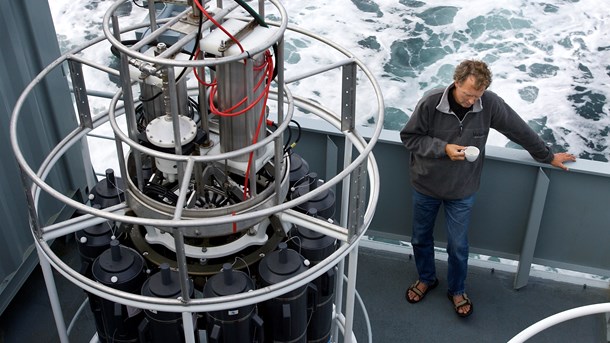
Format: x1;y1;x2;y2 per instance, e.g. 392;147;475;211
405;279;438;303
449;293;473;317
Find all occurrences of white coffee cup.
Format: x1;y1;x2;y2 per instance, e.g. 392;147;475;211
464;146;480;162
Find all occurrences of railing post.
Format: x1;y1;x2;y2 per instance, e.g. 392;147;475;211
514;167;550;289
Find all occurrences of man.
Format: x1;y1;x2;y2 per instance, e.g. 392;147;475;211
399;59;576;317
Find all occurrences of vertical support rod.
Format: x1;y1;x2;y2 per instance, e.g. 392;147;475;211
112;14;144;189
340;62;357;133
114;135;128;184
147;0;157;33
274;37;285;204
341;137;354;240
171;159;195;302
80;136;97;194
343;246;359;343
166;66;186;182
514;167;550;289
245;58;257;197
333;135;354;341
197;43;211;146
331;245;345;342
182;312;196;343
169;158;195;342
173;230;190;298
67;60;93;129
19;168;41;238
273;134;283;202
36;244;70;343
276;37;285;124
258;0;265;18
68;60;97;192
347;161;367;240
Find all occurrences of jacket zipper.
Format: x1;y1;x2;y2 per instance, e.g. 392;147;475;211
452;112;469;137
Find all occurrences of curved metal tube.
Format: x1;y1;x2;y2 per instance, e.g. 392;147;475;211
508;302;610;343
11;39;383;235
102;0;289;68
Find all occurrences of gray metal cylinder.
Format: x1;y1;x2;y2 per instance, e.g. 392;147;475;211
217;53;268;162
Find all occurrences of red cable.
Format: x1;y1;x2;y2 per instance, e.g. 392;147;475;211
242;52;273;199
208;52;273;117
193;0;272;118
193;0;245;53
192;49;217;87
190;1;275;199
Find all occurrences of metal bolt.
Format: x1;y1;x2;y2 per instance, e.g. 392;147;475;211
155;42;167;54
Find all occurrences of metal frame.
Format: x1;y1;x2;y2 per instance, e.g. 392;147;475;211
9;1;384;342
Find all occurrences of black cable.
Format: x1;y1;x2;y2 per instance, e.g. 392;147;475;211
291;119;302;145
188;96;199;108
271;43;279;81
282;121;292;153
110;39;142;58
135;103;148;131
143;183;179;205
139;91;162;103
234;0;268;27
283;119;302;153
132;0;146;8
186;97;202;123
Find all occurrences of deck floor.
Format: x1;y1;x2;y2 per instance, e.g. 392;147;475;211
0;241;608;342
352;245;609;343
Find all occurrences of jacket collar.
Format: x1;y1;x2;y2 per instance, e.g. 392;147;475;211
436;83;483;114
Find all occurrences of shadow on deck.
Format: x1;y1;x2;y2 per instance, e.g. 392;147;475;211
0;240;608;343
352;244;610;343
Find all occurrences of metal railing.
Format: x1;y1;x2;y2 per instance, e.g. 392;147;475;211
508;303;610;342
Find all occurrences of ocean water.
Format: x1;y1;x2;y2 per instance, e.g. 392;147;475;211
49;0;610;161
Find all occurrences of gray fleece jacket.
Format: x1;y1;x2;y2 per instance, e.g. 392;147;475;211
400;84;554;199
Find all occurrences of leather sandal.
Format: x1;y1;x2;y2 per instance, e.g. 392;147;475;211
405;278;439;303
447;293;473;317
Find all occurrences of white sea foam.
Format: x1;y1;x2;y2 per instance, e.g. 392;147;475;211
279;0;610;157
49;0;610;169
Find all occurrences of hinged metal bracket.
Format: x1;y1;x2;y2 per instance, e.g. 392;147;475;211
68;60;93;129
347;161;367;242
341;62;357;132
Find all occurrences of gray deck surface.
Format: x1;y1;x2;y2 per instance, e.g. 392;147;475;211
352;247;609;343
0;242;608;342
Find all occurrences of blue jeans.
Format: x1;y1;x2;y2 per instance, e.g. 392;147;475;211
411;190;475;296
